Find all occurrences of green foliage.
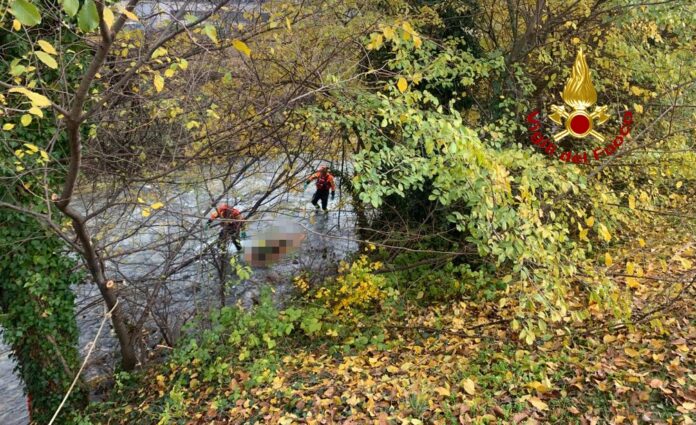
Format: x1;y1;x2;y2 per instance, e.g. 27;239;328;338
0;212;86;423
324;32;604;333
11;0;41;27
229;256;252;282
381;251;495;302
62;0;79;18
77;0;99;32
311;0;696;346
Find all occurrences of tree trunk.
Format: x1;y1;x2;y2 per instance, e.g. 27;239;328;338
56;122;137;371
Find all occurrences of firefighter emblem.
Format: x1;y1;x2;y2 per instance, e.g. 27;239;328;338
549;49;610;142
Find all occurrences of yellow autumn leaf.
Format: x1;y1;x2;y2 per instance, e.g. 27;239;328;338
528;396;549;411
120;7;139;21
24;143;39;153
524;328;535;345
402;21;414;34
579;228;589;241
232;39;251;57
13;19;22;31
603;334;617;343
397;77;408;93
21;114;32;127
624;347;640;357
37;40;57;55
585;216;595;227
628;194;635;209
142;208;151;217
638;238;646;248
461;378;476;395
28;106;43;117
630;86;644;96
204;25;219;44
285;17;292;31
153;73;164;92
366;33;383;50
151;202;164;210
382;26;395;40
601;230;611;242
679;257;693;271
626;277;639;288
626;262;635;275
103;7;115;29
9;87;52;108
35;51;58;69
164;68;175;78
434;386;451;397
633;103;643;113
40;150;49;161
3;123;16;131
179;59;188;70
534;383;552;394
346;395;361;406
528;381;552;394
676;181;683;189
413;35;422;48
605;252;613;267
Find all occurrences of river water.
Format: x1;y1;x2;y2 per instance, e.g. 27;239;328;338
0;172;357;424
0;334;29;425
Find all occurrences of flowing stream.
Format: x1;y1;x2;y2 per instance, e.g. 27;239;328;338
0;174;357;424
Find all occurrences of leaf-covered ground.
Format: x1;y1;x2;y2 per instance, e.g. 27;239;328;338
205;299;694;424
96;240;695;425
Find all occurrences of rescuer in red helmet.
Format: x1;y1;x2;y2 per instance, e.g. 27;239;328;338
304;166;336;212
207;203;245;251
